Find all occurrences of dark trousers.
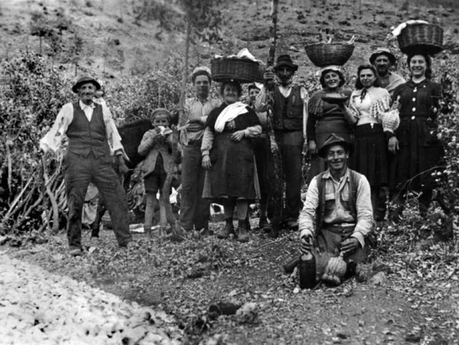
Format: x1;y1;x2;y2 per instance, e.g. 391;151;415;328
274;130;304;222
65;152;131;249
179;143;210;230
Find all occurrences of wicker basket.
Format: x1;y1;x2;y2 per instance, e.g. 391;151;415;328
397;23;443;55
211;58;260;83
304;43;354;67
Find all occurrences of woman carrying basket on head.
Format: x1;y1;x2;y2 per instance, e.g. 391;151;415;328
201;80;262;242
388;51;452;219
306;66;354;182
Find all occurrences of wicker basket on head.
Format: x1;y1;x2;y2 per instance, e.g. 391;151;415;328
211;58;260;83
305;43;354;68
397;23;443;55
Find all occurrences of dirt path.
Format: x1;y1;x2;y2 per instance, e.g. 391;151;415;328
3;220;458;345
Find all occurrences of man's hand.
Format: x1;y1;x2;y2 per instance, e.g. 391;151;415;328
302;140;308;156
263;67;275;82
118;162;129;175
308;140;317;155
230;130;245;142
388;136;399;154
116;155;129;175
300;234;313;255
340;237;360;257
202;154;212;169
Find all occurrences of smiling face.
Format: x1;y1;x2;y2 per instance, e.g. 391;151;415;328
275;66;295;86
373;55;391;77
359;68;376;89
325;144;349;173
77;82;97;104
409;54;427;79
194;75;210;99
323;71;341;90
223;83;239;104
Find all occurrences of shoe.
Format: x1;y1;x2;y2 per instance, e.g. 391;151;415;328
217;220;234;239
235;226;249;242
69;247;82;256
263;222;272;233
286;220;299;231
267;227;279;238
200;227;214;236
259;217;268;230
119;241;133;250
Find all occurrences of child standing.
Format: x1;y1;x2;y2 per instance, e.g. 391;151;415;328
138;108;179;235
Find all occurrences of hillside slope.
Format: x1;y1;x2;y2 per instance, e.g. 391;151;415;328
0;0;458;82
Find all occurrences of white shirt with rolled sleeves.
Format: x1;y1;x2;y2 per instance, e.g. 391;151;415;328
40;100;127;158
298;168;374;248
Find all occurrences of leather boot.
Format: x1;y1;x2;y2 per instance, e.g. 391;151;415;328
236;219;249;242
217;218;234;239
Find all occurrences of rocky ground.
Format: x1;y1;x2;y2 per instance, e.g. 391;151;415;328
2;215;459;345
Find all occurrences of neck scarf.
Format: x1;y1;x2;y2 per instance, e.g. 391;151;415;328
214;102;248;133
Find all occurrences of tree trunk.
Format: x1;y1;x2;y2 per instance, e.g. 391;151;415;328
159;19;191;241
266;0;283;238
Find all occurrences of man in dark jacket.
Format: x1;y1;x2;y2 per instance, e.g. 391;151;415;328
40;76;131;256
255;55;308;232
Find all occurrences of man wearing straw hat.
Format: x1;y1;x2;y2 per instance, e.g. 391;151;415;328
255;54;308;232
179;66;220;235
369;48;405;95
40;76;132;256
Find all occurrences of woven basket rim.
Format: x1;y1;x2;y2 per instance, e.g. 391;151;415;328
211;58;260;83
305;42;355;48
211;57;260;65
398;23;443;55
400;22;443;30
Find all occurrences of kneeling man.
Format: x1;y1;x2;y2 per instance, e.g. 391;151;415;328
299;134;374;283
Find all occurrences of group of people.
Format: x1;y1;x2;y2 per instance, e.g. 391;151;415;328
41;44;451;288
299;48;451;284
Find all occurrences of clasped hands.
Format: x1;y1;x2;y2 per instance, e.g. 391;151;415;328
300;234;360;256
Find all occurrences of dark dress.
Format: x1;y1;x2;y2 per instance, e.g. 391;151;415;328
203;103;261;200
389;79;444;192
307;88;353;182
348;87;391;188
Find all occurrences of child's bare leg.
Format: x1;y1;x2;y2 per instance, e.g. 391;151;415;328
144;192;156;237
159;190;168;229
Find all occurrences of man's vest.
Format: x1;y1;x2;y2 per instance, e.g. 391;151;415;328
315;169;360;233
67;102;110;158
272;85;303;131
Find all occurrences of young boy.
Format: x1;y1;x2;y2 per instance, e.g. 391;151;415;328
138;108;180;235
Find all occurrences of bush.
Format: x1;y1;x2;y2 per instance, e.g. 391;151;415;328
0;51;72;234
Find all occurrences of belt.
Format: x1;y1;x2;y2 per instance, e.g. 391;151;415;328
187;139;202;146
323;223;356;234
